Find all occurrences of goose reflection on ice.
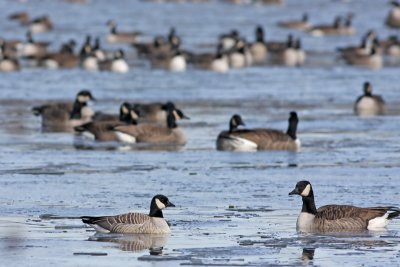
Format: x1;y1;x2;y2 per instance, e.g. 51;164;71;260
88;233;169;254
301;248;315;263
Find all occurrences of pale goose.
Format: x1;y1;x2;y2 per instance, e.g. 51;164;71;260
249;25;268;65
81;194;175;234
74;103;138;141
216;112;300;152
113;107;188;145
386;1;400;28
277;13;311;31
32;90;95;131
289;181;400;232
106;20;141;43
28;15;53;33
354;82;385;116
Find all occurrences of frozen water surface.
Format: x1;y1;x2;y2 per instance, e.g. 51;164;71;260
0;0;399;266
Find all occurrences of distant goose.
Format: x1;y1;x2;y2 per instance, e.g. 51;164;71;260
0;43;19;72
8;11;30;25
74;103;138;141
40;40;80;69
228;38;252;69
99;49;129;73
386;1;400;28
289;181;400;232
338;30;378;59
106;20;141;43
343;47;383;70
219;29;240;52
216;112;300;151
17;31;49;58
28;15;53;33
191;44;229;73
151;48;187;72
354;82;385;116
249;25;268;65
113;107;188;145
277;13;311;30
32;90;95;130
308;16;342;36
82;194;175;234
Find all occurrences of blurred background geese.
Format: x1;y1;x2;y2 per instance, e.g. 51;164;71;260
28;15;53;33
249;25;268;65
386;1;400;28
0;42;19;72
99;49;129;73
113;107;188;145
216;112;300;151
32;90;95;131
277;13;311;30
289;181;400;232
354;82;385;116
81;194;175;234
133;101;178;126
106;20;141;43
308;16;342;36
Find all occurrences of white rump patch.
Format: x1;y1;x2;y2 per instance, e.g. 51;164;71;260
219;136;258;152
169;56;186;72
111;59;129;73
155;198;166;210
300;184;311;197
115;131;136;143
368;212;389;230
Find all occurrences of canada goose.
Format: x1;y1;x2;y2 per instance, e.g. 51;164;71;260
75;103;138;141
151;48;187;72
339;13;355;35
249;25;268;65
277;13;311;30
343;47;383;70
113;107;188;145
254;0;284;4
338;30;378;59
99;49;129;73
191;44;229;73
81;49;99;71
354;82;385;116
106;20;141;43
219;30;240;52
228;38;252;69
132;35;167;57
0;43;19;72
294;39;306;66
81;194;175;234
273;35;298;66
8;11;30;25
289;181;400;232
308;16;342;37
386;1;400;28
28;15;53;33
79;35;92;57
216;112;300;151
40;41;80;69
32;90;95;131
17;31;49;58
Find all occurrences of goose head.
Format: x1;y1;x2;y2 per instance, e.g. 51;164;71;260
363;81;373;96
229;114;245;132
149;194;175;217
76;90;96;104
289;180;313;197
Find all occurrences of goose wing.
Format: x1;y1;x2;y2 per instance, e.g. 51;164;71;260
316;205;389;221
82;212;150;232
229;128;295;150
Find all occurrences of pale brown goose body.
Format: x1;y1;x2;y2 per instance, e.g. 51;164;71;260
354;82;385;116
386;1;400;28
277;14;311;30
82;195;175;234
289;181;400;232
216;112;300;152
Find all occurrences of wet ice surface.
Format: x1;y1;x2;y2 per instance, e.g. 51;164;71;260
1;0;400;266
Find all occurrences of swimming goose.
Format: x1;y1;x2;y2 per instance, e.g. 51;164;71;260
354;82;385;116
308;16;342;37
113;107;188;145
82;195;175;234
249;25;268;65
132;101;178;126
28;15;53;33
219;30;240;52
75;103;138;141
191;44;229;73
40;41;80;69
32;90;95;130
132;35;167;57
216;112;300;151
277;13;311;31
0;43;20;72
386;1;400;28
338;31;378;59
289;181;400;232
17;31;49;58
273;36;298;66
228;38;252;68
151;48;187;72
99;49;129;73
106;20;141;43
343;46;383;70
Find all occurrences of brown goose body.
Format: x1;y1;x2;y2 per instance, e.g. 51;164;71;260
216;113;300;152
386;2;400;28
354;82;385;116
277;14;311;30
82;195;175;234
289;181;400;232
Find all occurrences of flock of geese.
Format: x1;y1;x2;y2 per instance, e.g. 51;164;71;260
1;1;400;72
2;0;398;252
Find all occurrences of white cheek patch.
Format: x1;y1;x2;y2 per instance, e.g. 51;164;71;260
130;111;138;120
173;110;179;121
121;106;129;114
155;198;166;209
301;184;311;197
78;95;89;103
231;119;237;126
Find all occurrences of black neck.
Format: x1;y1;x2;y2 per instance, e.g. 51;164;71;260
70;100;86;119
167;112;177;129
111;26;117;34
229;121;237;133
286;117;298;140
301;192;317;215
256;30;264;43
149;202;164;218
